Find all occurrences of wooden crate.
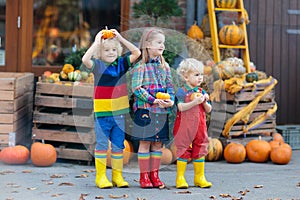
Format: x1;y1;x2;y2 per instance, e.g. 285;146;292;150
0;72;34;149
32;81;95;163
208;85;276;143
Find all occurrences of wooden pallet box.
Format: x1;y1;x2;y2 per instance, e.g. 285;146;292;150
32;81;95;163
0;72;34;148
209;85;276;143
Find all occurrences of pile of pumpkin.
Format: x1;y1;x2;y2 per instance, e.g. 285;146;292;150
0;142;57;167
205;133;293;165
42;63;94;84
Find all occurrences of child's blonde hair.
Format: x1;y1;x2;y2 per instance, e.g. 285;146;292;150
177;58;204;80
94;37;123;59
139;27;166;67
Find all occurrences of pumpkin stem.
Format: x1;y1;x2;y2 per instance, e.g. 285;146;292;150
194;20;197;25
105;26;108;30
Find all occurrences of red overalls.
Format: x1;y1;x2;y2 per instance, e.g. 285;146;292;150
173;87;209;160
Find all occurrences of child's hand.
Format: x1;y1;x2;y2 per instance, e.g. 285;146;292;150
95;31;102;45
203;93;210;102
154;99;174;108
193;94;205;105
110;29;121;39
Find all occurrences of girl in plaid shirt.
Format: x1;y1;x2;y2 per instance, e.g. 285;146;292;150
131;28;175;188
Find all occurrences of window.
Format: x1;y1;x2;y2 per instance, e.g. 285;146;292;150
32;0;121;67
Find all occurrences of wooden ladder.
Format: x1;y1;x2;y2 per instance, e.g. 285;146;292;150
207;0;251;73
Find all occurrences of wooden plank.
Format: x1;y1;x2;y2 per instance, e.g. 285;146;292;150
56;146;93;161
33;111;93;128
0;112;32;133
212;101;276;113
0;123;32;148
220;89;274;102
0;103;33;123
0;91;33;113
36;82;93;98
34;95;93;109
32;128;95;144
0;73;27;90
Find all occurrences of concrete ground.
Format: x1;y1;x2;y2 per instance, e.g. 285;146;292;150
1;150;300;200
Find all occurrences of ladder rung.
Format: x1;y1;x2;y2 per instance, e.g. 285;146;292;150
215;8;244;12
218;44;247;49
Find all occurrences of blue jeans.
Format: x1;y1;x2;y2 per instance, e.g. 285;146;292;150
94;115;125;152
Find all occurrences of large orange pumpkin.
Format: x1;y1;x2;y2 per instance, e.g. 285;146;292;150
161;147;173;165
31;142;57;167
246;139;271;163
205;138;223;161
270;142;292;165
0;145;30;164
187;21;204;40
219;22;244;45
215;0;237;8
223;142;246;163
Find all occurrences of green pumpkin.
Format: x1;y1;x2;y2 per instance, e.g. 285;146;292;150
246;72;258;82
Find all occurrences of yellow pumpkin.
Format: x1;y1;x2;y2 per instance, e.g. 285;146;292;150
187;21;204;40
62;64;74;74
219;22;244;45
215;0;237;9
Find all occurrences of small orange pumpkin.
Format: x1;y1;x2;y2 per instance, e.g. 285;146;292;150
31;142;57;167
205;138;223;161
224;142;246;163
123;139;134;164
161;147;173;165
156;92;170;100
0;145;30;165
219;22;244;45
187;21;204;40
102;29;114;39
190;92;202;101
246;138;271;163
272;132;284;143
270;142;292;165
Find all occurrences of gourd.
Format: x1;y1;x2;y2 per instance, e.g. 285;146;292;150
161;147;173;165
270;142;292;165
246;138;271;163
59;71;68;81
62;64;74;74
0;145;30;164
187;21;204;40
215;0;237;8
223;142;246;163
68;71;82;82
205;138;223;161
219;22;244;45
156;92;170;100
31;142;57;167
245;72;258;82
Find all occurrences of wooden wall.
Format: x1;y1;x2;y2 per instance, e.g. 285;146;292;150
244;0;300;125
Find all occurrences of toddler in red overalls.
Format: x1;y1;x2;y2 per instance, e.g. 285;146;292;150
173;58;212;189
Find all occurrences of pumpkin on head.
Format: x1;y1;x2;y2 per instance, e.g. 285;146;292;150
31;142;57;167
